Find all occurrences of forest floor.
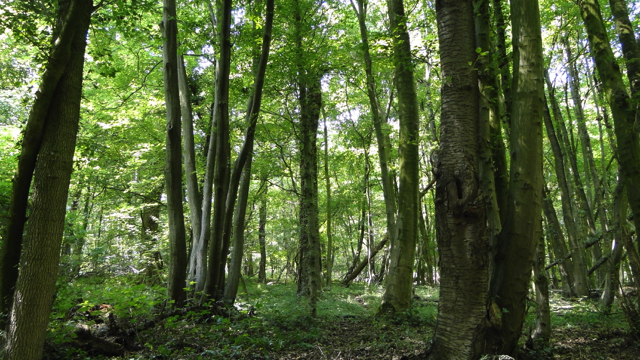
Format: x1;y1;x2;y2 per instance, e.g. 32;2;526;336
43;277;640;359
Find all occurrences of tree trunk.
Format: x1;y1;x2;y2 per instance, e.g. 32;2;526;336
179;55;203;286
609;0;640;109
4;1;91;357
258;189;268;284
532;223;551;346
297;70;322;315
578;0;640;252
429;0;486;358
162;0;188;307
350;0;397;251
492;0;512;130
223;0;274;304
484;0;544;353
342;235;390;287
323;111;333;287
542;184;576;298
601;171;626;312
380;0;420;315
543;75;590;296
418;198;434;286
204;0;232;299
0;0;88;324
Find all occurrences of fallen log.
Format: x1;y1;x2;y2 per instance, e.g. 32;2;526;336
342;234;389;287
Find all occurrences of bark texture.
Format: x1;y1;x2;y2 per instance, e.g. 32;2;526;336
429;0;487;358
4;1;92;357
0;0;87;322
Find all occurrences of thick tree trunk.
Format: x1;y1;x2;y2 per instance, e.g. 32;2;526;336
0;0;88;323
4;1;92;358
429;0;487;358
162;0;188;307
179;55;203;286
484;0;544;353
380;0;420;315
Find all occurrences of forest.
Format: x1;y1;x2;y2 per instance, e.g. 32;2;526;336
1;0;640;358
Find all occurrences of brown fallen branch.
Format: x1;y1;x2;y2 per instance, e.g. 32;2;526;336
545;235;604;270
342;234;389;287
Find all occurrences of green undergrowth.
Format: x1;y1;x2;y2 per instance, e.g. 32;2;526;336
47;276;439;359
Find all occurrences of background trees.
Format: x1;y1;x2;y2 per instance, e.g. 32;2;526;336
1;0;640;358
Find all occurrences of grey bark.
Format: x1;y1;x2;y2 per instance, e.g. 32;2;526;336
4;1;92;357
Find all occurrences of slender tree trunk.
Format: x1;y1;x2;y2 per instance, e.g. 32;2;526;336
542;184;576;297
475;0;504;281
380;0;420;315
223;0;274;303
0;0;88;324
418;198;434;286
564;40;605;285
492;0;512;130
258;188;268;284
4;1;91;357
350;0;397;247
544;75;590;296
578;0;640;247
323;112;333;287
484;0;544;353
342;235;389;287
179;55;203;286
204;0;232;299
223;156;253;304
532;223;551;346
429;0;486;357
601;171;626;312
162;0;188;307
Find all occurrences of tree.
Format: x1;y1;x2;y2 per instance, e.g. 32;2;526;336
224;0;275;304
161;0;188;307
0;0;89;323
379;0;420;315
3;0;92;357
429;0;486;357
578;0;640;248
484;0;544;353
